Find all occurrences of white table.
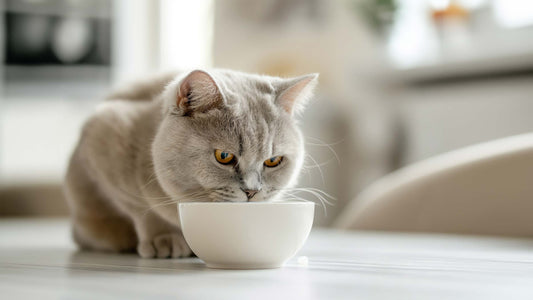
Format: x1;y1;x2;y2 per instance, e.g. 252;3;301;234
1;219;533;299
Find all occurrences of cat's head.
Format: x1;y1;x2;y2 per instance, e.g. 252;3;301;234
152;69;317;202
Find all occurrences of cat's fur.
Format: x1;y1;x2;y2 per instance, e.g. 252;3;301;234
64;69;318;258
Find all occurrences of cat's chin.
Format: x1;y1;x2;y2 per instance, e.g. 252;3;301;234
211;199;271;203
209;194;271;203
211;199;239;203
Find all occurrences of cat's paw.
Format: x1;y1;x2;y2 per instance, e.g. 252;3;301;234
137;233;192;258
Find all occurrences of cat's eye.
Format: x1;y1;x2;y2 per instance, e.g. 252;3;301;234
264;156;283;168
214;149;235;165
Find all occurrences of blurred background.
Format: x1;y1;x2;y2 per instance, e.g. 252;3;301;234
1;0;532;227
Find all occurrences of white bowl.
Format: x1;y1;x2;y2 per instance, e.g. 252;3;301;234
178;201;314;269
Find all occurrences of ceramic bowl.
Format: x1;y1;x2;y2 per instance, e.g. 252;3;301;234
178;201;314;269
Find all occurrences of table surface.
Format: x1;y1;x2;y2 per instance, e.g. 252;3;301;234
1;219;533;300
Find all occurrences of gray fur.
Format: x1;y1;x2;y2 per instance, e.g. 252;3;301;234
64;69;318;258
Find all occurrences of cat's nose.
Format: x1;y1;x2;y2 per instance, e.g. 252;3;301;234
242;189;260;200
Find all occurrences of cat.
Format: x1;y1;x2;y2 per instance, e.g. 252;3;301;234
64;69;318;258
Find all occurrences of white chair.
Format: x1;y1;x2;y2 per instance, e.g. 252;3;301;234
334;133;533;237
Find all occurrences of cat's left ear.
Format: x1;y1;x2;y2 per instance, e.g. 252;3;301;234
175;70;224;116
275;73;319;116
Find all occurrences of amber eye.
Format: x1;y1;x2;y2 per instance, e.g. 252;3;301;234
264;156;283;167
215;149;235;164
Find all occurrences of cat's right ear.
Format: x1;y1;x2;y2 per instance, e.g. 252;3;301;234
275;73;319;116
175;70;224;116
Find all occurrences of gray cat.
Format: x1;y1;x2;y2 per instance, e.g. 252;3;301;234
64;69;318;258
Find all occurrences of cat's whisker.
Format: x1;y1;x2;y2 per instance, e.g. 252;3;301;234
289;190;335;206
140;189;211;216
141;200;179;216
283;191;327;216
279;193;308;202
305;136;342;165
305;136;345;147
117;184;211;205
276;187;335;216
305;153;326;186
300;165;312;176
285;187;337;201
284;187;335;205
138;162;158;189
139;163;181;191
301;157;337;169
174;190;210;202
139;171;160;190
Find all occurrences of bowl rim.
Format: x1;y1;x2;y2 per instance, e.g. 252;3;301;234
178;200;315;207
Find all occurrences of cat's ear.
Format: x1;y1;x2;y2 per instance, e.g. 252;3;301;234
275;73;319;116
176;70;224;116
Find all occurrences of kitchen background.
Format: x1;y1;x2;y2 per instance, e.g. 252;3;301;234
1;0;532;226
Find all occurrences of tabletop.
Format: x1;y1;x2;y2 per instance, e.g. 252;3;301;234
1;218;533;300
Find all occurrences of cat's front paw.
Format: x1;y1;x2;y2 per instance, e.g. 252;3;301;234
137;233;192;258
